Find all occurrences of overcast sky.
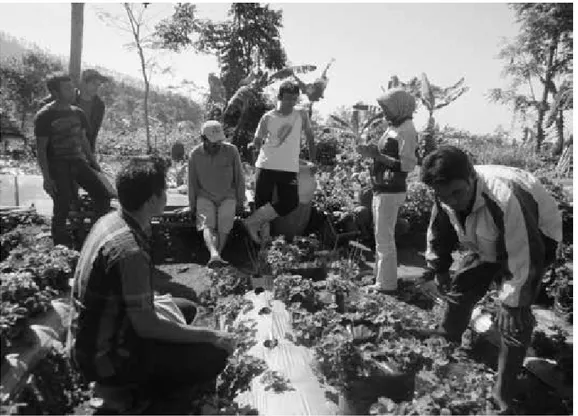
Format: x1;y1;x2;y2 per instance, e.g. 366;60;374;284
0;2;542;136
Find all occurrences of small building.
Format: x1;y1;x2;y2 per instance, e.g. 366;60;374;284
0;110;27;156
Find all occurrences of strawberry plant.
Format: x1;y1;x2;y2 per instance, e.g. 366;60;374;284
1;347;91;415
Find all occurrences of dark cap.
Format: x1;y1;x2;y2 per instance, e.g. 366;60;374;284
82;69;110;83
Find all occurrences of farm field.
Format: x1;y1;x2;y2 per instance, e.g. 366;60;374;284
0;3;573;413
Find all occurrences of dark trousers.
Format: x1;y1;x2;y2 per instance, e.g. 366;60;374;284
93;298;228;392
50;159;112;246
255;168;299;216
442;235;558;404
141;297;227;393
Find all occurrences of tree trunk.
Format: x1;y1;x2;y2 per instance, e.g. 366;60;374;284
535;38;558;153
124;4;151;154
552;110;565;156
144;79;151;153
69;3;84;87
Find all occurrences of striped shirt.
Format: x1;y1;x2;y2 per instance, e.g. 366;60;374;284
71;210;154;382
425;165;562;307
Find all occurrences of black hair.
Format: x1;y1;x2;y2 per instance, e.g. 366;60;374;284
46;72;72;96
278;80;300;99
116;155;167;212
420;145;475;186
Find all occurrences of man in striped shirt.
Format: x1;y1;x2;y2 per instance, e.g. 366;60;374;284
416;145;562;412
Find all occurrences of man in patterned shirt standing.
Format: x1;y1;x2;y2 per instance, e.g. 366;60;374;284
34;73;112;246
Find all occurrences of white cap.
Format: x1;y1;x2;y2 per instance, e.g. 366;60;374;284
201;120;226;143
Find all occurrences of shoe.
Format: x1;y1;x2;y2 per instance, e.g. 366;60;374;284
408;327;462;344
365;284;397;295
207;255;229;269
243;203;279;244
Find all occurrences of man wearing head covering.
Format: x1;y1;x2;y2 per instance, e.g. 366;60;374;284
187;121;246;267
76;69;109;154
37;69;109;154
357;88;419;293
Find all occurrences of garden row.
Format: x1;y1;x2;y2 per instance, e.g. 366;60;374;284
184;234;573;415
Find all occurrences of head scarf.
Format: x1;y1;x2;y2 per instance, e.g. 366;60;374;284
376;88;416;126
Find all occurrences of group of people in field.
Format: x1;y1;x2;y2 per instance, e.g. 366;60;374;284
34;70;562;413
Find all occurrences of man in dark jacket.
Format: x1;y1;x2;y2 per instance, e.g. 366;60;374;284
75;69;108;153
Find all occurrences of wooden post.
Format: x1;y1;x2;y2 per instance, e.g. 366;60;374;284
69;3;85;86
14;175;19;207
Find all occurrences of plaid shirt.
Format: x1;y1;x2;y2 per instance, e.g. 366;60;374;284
71;210;154;383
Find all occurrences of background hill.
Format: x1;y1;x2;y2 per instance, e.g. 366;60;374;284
0;31;205;156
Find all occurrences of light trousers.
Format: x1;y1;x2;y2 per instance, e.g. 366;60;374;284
372;192;406;290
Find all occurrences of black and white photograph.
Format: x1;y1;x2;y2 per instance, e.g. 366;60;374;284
0;2;573;415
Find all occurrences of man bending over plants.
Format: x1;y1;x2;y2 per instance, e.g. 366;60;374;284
415;145;562;413
187;120;246;267
243;80;316;244
71;155;236;411
34;72;113;247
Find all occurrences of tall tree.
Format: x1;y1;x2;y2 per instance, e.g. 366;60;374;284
97;3;163;153
488;3;572;153
69;3;84;86
156;3;287;99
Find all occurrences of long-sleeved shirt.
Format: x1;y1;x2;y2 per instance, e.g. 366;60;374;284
188;142;245;206
371;119;418;193
425;165;562;307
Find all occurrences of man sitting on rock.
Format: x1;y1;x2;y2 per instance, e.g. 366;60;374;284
71;155;236;411
415;145;562;413
187;120;246;267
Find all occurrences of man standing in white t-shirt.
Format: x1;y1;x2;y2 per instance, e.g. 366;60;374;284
243;80;316;243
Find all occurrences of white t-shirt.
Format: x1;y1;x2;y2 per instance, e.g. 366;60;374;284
254;109;303;173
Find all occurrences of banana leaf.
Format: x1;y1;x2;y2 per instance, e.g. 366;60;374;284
329;114;352;129
421;73;435;110
268;65;317;84
441;77;466;96
351;110;360;137
320;58;335;78
362;112;384;131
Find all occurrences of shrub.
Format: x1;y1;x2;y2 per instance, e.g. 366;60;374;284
398;181;435;234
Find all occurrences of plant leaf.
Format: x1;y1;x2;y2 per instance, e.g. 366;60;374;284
329;114;351;129
421;73;435;110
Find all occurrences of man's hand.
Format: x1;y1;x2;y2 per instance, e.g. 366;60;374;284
415;271;453;303
213;331;238;354
495;305;534;345
43;177;57;198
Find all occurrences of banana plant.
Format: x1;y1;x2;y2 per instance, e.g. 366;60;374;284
221;63;319;161
420;73;469;133
328;102;384;144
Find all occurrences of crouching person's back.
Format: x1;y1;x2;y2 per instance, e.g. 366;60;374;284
70;155;237;412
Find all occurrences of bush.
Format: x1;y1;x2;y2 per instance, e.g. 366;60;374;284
398;181;435;234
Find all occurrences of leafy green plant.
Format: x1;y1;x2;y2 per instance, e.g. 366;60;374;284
1;347;91;415
398;181;435;234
